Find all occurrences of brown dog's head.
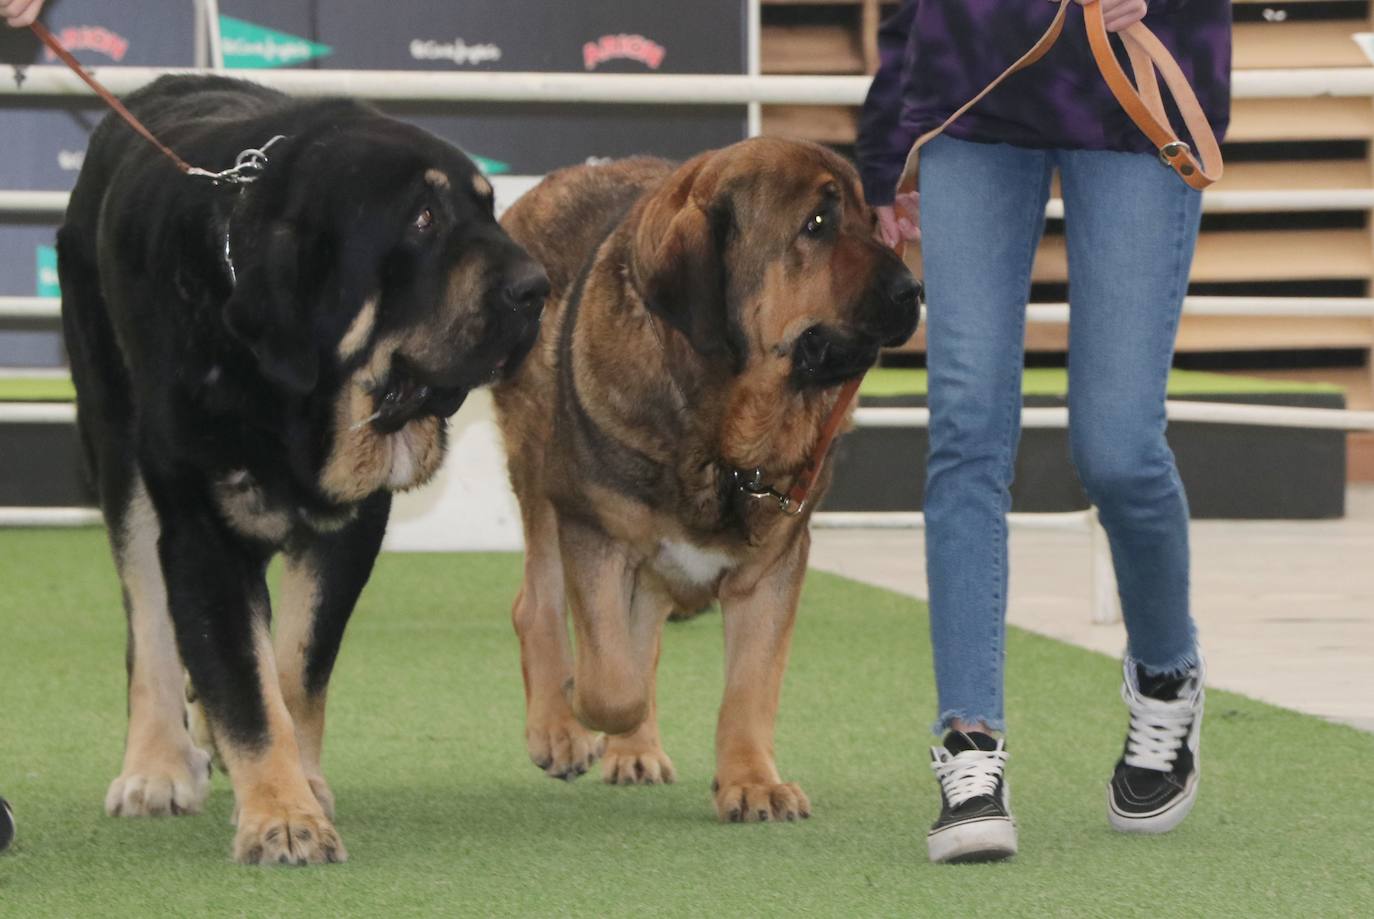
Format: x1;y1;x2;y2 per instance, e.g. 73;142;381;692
629;137;919;470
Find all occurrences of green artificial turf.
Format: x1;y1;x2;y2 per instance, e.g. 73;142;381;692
0;369;1341;405
0;376;76;402
860;367;1344;399
1;529;1371;917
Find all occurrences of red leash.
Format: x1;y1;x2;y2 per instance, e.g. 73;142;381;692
30;21;198;175
30;22;279;185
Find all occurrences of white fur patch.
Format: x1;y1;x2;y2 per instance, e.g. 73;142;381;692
387;424;427;490
657;539;733;588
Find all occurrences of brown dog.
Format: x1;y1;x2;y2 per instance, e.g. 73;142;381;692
493;137;919;822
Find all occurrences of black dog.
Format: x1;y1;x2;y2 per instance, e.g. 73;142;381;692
58;75;547;865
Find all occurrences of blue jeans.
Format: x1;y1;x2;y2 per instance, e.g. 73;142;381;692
919;135;1201;734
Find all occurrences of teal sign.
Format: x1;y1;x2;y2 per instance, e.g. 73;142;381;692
36;245;59;298
470;154;511;176
219;16;332;69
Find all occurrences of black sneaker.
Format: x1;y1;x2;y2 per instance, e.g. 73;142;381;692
0;796;13;853
927;731;1017;863
1108;656;1205;834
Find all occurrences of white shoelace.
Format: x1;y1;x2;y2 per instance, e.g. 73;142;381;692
930;742;1009;808
1122;685;1195;772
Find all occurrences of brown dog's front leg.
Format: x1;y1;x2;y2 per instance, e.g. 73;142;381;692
559;521;656;737
513;501;605;780
712;534;812;823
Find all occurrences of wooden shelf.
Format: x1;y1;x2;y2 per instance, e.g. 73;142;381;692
1033;229;1374;285
760;104;858;143
1221;160;1372;191
1234;21;1369;70
1229;97;1374;142
761;24;864;74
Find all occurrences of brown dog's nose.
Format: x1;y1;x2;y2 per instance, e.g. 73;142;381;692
877;273;922;346
502;262;550;317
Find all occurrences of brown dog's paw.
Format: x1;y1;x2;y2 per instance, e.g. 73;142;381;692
105;743;212;817
233;804;346;866
601;741;675;786
712;780;811;823
526;714;605;781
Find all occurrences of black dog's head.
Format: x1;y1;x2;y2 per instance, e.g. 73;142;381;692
221;108;547;502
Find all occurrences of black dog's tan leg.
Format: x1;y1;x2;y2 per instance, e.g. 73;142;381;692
514;502;606;779
559;520;660;737
601;633;675;786
147;481;343;866
712;534;811;823
219;623;345;865
105;478;212;818
274;493;390;819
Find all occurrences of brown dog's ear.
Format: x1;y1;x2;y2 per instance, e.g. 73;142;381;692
222;221;320;394
633;158;740;368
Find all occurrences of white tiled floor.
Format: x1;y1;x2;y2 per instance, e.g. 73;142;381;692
809;487;1374;732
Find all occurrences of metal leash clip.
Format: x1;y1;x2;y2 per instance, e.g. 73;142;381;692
732;467;798;515
186;135;287;186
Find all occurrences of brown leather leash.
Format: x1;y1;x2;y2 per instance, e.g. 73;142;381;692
30;21;280;185
735;374;864;516
771;0;1224;518
897;0;1223;195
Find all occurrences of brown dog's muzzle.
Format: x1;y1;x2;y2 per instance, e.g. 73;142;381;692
790;255;921;390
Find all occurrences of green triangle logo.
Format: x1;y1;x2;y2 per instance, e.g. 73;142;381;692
470;155;510;176
36;245;59;298
218;16;332;69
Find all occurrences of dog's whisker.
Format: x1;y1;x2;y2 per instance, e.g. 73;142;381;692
349;410;382;432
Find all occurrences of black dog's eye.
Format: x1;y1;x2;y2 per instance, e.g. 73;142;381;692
803;211;827;237
414;207;434;232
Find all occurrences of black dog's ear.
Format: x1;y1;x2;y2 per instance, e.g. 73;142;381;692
633;159;739;368
223;222;319;394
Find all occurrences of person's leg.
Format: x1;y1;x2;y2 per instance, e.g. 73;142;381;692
921;135;1053;735
1058;148;1200;674
919;135;1052;864
1058;147;1205;834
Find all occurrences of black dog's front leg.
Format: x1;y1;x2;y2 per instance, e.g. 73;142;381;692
147;475;346;866
274;491;391;820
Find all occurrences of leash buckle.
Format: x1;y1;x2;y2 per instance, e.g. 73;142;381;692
732;467;796;514
186;135;287;186
1158;141;1190;167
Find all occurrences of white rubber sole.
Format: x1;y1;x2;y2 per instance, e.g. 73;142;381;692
927;816;1018;864
1107;771;1199;834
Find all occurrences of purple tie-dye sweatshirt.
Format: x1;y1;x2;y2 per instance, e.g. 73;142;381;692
856;1;1233;205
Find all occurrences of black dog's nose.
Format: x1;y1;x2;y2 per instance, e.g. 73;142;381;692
503;263;550;316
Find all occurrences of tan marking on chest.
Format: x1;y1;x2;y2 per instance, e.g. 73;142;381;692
215;470;292;544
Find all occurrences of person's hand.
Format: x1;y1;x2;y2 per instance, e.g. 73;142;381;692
1075;0;1148;34
1;0;45;28
876;191;920;249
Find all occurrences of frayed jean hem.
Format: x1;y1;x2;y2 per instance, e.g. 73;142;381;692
932;709;1006;737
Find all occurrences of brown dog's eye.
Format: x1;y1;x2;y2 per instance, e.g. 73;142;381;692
415;207;434;232
803;212;827;236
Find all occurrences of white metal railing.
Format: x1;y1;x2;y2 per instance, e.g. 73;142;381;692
10;294;1374;322
854;402;1374;433
0;507;102;527
2;65;1373;104
11;186;1374;220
